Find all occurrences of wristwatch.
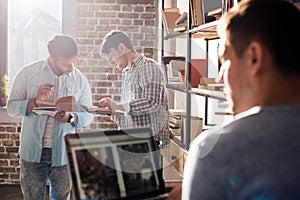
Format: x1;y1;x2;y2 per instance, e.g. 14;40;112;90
68;113;76;125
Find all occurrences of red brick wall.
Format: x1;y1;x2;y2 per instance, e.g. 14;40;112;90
0;0;160;184
76;0;159;131
0;120;21;184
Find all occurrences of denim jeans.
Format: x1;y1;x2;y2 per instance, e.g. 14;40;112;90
20;148;71;200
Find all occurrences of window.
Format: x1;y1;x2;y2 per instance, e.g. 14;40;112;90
0;0;76;91
8;0;62;84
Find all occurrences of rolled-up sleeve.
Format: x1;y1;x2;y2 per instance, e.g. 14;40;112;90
72;72;94;128
7;68;32;117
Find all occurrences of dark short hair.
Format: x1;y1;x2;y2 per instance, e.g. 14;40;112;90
47;34;78;59
220;0;300;74
100;30;134;56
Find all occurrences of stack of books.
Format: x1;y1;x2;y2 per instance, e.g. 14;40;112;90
169;109;186;136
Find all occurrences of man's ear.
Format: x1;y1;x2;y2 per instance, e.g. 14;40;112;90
48;56;55;65
246;41;264;75
118;43;127;53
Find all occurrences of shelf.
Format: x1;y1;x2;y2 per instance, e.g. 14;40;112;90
163;21;218;40
167;85;226;101
191;87;226;101
172;136;188;150
164;31;186;40
166;84;188;93
189;21;218;34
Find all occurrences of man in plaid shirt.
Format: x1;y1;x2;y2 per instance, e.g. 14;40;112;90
98;30;170;147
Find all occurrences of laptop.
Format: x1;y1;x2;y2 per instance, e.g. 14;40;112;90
64;128;168;200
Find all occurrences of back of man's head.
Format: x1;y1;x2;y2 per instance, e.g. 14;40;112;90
47;34;78;59
220;0;300;75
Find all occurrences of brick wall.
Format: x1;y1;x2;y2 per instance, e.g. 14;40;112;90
76;0;160;131
0;0;160;184
0;111;21;184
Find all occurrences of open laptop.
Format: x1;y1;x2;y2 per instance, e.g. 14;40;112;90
64;128;168;200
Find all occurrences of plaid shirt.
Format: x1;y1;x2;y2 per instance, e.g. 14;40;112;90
119;54;170;145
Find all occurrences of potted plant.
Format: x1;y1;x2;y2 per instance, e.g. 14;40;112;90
1;73;9;106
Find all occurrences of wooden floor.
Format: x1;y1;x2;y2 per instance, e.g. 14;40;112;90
0;184;24;200
0;165;181;199
0;185;50;200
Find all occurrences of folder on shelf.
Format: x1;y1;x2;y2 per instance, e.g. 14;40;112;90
166;58;207;88
179;59;207;88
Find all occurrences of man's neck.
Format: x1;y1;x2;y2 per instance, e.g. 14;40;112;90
126;51;138;68
48;57;63;76
259;72;300;106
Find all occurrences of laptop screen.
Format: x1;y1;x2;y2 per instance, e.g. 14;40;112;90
65;128;165;200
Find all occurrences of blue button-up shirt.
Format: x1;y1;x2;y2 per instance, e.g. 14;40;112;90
7;58;94;166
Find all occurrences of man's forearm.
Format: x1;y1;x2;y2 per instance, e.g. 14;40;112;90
26;98;37;115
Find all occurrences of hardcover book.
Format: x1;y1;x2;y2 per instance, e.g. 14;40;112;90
80;104;125;115
33;96;79;116
162;8;181;35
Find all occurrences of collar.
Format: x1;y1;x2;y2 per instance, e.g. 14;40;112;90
122;66;130;73
131;53;144;66
40;58;51;71
43;58;72;77
234;106;261;121
122;54;144;73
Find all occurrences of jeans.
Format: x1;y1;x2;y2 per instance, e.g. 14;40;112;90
20;148;71;200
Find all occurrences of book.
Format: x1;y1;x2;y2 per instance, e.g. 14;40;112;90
32;107;58;117
169;60;185;71
163;56;186;86
193;0;205;26
174;12;188;32
175;12;187;26
162;8;181;35
169;122;181;129
199;77;216;86
169;108;186;116
169;116;182;125
207;7;222;19
169;60;186;87
33;96;79;116
80;104;125;115
174;59;207;88
181;116;203;144
174;24;187;32
206;83;224;91
198;77;224;91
